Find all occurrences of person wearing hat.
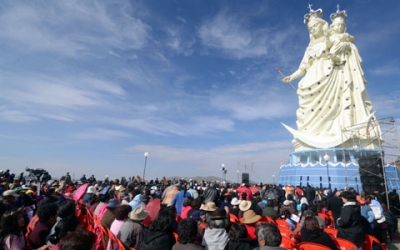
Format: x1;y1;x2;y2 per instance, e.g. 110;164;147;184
199;201;218;224
142;190;161;228
202;208;229;250
119;206;148;249
101;198;120;229
279;200;296;216
242;210;261;239
200;201;217;214
82;185;97;207
239;200;251;213
116;185;127;201
1;189;19;209
337;191;365;248
239;199;261;219
229;197;241;218
262;199;278;220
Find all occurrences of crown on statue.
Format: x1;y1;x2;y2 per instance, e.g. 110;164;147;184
304;4;323;24
330;4;347;23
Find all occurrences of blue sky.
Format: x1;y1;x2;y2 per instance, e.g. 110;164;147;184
1;0;399;183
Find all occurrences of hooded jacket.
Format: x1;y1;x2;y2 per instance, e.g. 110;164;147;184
140;229;175;250
202;228;229;250
337;201;365;247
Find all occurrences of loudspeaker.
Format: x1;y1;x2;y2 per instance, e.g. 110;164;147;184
359;156;384;193
242;173;249;184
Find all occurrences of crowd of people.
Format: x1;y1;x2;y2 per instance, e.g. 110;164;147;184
0;168;399;250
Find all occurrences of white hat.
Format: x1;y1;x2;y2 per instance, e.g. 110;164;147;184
239;200;252;212
283;200;291;206
86;186;96;194
2;190;19;197
231;197;240;206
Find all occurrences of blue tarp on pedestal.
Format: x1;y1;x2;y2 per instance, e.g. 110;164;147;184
277;163;400;192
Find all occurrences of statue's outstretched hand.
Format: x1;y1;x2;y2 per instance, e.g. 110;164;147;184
282;76;291;83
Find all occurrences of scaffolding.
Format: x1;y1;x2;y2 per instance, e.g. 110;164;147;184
340;116;400;204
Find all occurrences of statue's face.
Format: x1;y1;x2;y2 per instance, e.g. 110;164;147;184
308;20;323;37
331;21;346;34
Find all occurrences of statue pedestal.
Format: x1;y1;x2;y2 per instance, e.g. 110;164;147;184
277;148;387;192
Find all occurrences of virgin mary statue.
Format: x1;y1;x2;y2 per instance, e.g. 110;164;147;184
282;7;381;151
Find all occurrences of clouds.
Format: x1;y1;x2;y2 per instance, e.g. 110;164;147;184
127;140;292;179
73;128;131;140
1;1;399;183
198;9;269;59
0;71;128;124
0;1;152;56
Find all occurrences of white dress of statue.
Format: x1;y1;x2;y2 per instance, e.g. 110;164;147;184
282;6;381;150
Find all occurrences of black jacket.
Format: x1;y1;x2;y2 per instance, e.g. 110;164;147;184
301;228;338;249
140;229;175;250
224;239;253;250
337;201;365;247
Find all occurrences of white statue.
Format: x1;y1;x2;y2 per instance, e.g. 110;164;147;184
282;6;381;150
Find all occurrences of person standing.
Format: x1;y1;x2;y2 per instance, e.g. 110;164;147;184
328;189;343;228
336;191;364;249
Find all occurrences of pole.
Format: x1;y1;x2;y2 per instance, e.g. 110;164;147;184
326;160;331;189
143;156;147;182
275;67;297;93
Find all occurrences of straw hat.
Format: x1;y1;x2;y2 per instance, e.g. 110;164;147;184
239;200;252;212
200;201;217;211
231;197;240;206
242;210;261;224
128;207;148;221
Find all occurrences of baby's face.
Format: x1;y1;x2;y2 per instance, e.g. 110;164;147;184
331;22;346;34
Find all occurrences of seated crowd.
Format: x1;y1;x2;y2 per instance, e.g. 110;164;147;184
0;170;398;250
